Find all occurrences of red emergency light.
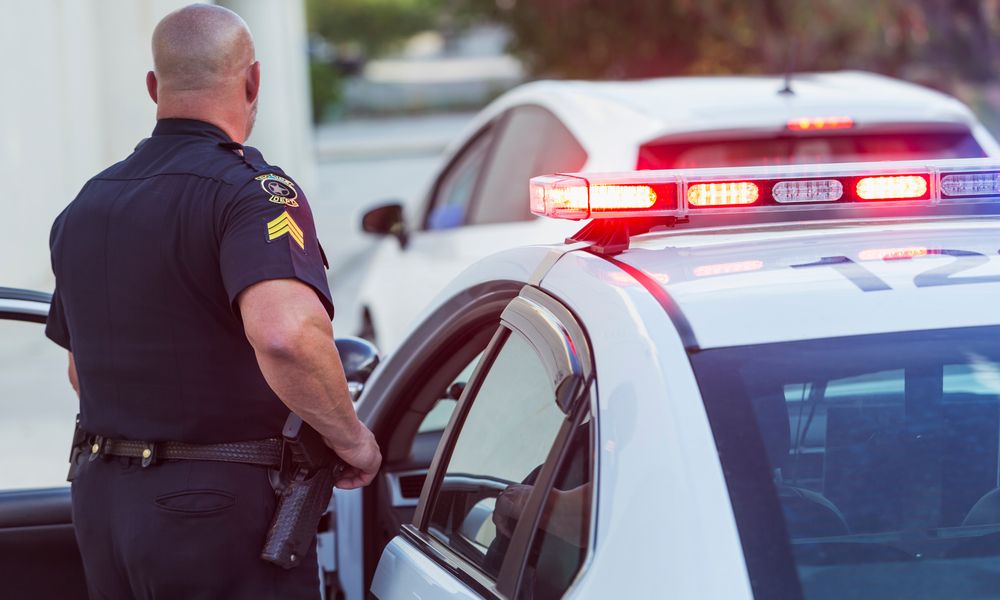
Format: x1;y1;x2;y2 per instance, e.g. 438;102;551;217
529;158;1000;221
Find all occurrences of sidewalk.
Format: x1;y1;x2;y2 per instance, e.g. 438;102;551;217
314;112;477;162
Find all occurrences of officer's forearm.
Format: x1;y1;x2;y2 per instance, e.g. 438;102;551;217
239;279;368;451
252;324;367;450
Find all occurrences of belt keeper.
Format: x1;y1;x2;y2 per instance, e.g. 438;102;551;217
141;442;158;468
88;435;104;462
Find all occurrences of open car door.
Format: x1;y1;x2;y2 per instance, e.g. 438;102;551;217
0;288;87;599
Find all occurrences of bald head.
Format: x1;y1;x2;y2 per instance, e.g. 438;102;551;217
147;3;261;143
152;3;254;93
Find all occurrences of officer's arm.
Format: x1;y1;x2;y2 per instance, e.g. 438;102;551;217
238;277;381;488
67;352;79;397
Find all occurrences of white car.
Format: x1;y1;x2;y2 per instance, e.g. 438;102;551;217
357;71;1000;352
8;158;1000;599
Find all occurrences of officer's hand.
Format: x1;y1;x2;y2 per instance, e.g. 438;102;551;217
328;425;381;490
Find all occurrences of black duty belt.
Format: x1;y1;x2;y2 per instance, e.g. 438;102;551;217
88;436;283;468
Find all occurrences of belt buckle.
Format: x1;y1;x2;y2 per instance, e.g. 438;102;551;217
141;442;159;468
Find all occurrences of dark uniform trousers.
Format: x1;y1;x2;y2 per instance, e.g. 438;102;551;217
72;456;320;599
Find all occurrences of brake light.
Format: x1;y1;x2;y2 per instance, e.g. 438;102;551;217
688;182;759;207
855;175;928;200
787;116;854;131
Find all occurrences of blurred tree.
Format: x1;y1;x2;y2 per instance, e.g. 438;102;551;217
306;0;445;57
450;0;1000;85
305;0;448;121
304;0;1000;127
309;59;343;123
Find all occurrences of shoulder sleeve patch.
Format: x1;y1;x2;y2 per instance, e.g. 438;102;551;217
255;173;299;207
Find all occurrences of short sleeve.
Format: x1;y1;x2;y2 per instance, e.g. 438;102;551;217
45;286;72;350
219;172;334;318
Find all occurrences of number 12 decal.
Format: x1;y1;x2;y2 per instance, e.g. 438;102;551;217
792;250;1000;291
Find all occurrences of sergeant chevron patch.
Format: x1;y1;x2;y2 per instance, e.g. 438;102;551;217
266;211;305;250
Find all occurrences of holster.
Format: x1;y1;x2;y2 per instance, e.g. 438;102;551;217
66;414;87;482
260;414;345;569
260;464;341;569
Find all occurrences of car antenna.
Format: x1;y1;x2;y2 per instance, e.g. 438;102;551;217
778;38;797;95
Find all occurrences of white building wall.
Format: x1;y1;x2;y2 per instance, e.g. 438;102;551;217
0;0;313;291
220;0;317;195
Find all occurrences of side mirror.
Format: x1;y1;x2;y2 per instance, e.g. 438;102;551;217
335;336;380;401
361;202;408;250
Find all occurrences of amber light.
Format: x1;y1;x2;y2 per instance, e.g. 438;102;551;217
787;116;854;131
855;175;928;200
688;182;760;207
589;185;657;212
530;179;589;219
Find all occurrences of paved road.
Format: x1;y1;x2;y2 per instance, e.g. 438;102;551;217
0;112;473;489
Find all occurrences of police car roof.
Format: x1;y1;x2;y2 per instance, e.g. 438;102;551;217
612;216;1000;349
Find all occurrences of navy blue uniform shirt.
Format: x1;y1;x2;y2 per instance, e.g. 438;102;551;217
45;118;334;444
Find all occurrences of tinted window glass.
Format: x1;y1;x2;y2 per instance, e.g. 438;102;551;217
638;131;986;169
427;331;565;577
417;355;481;434
471;106;587;225
693;326;1000;600
426;127;495;230
517;419;592;599
0;319;76;489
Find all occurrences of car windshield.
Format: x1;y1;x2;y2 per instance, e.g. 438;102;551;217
692;326;1000;600
638;131;986;169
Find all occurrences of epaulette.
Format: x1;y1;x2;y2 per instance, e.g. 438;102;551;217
218;141;270;171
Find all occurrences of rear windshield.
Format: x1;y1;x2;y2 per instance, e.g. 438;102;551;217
692;326;1000;600
639;131;986;170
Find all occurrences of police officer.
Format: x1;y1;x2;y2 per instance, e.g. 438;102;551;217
44;4;381;598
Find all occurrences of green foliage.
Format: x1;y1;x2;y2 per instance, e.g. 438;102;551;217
451;0;1000;82
309;60;343;123
306;0;445;56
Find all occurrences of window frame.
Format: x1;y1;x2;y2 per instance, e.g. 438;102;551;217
464;104;587;228
421;121;501;231
0;288;51;324
405;285;596;598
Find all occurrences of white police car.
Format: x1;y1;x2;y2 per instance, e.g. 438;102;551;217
357;72;1000;352
333;158;1000;599
7;158;1000;599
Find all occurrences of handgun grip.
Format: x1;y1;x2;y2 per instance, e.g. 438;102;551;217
260;466;337;569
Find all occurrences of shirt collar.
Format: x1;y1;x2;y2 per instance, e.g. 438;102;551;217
151;118;233;142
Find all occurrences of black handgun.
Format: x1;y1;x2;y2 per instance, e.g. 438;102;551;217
261;414;345;569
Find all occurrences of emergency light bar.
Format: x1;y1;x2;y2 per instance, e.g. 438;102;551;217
529;158;1000;221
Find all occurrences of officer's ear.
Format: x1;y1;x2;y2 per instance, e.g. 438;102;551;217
246;61;260;104
146;71;158;104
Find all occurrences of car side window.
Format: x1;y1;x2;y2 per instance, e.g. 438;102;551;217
425;126;496;231
517;415;592;598
470;105;587;226
426;330;566;577
416;357;480;435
